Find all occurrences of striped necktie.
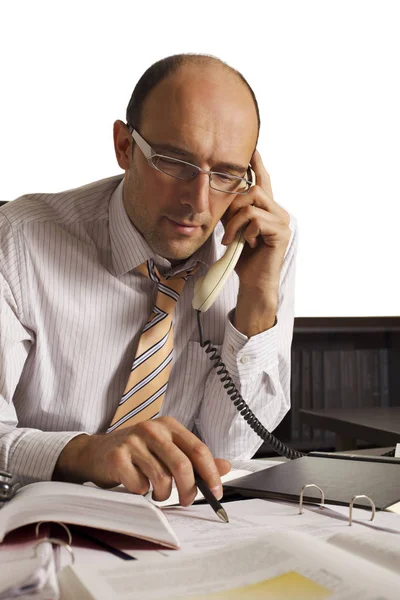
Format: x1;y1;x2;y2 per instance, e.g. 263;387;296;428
107;259;199;433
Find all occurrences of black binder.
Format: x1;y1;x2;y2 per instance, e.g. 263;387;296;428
223;454;400;510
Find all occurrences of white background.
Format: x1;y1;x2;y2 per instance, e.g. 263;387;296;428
1;0;399;317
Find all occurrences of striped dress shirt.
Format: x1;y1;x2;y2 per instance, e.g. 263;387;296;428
0;175;297;485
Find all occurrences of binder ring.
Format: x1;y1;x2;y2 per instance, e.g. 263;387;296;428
34;538;75;564
349;495;376;526
299;484;325;514
35;521;73;546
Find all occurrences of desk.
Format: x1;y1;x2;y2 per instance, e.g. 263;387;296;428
300;407;400;451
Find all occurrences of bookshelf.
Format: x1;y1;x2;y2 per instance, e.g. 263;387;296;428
256;316;400;457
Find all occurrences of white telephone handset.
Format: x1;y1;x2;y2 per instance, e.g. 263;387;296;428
192;231;245;312
192;168;255;313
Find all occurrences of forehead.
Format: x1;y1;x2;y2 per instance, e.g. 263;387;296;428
140;64;258;162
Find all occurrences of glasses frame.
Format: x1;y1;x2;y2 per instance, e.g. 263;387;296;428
128;126;253;195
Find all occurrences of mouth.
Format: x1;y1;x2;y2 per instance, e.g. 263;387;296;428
165;217;203;236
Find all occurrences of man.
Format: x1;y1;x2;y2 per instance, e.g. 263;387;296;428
0;54;296;506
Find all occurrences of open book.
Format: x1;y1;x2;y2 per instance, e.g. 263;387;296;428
59;527;400;599
0;481;180;550
0;463;261;550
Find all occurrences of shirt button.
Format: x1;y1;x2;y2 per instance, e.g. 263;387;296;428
240;355;250;364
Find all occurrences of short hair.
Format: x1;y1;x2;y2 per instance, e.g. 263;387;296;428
126;53;260;143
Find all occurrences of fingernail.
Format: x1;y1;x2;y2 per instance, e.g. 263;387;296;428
211;485;223;500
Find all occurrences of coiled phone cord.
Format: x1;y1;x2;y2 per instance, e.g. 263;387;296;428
196;310;304;460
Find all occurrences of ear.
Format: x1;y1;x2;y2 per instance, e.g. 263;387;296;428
113;120;133;170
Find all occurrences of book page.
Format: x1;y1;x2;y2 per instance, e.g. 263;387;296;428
327;529;400;575
387;501;400;514
0;481;179;549
230;458;285;472
59;529;400;599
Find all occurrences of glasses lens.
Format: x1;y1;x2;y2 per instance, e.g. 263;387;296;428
151;155;250;194
211;173;249;193
152;156;197;180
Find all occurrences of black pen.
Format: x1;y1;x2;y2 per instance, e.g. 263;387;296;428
194;471;229;523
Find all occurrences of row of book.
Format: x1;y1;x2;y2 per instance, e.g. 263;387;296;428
289;347;390;445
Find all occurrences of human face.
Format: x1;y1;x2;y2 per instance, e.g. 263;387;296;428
119;65;258;262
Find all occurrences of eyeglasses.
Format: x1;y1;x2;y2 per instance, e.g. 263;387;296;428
128;126;253;194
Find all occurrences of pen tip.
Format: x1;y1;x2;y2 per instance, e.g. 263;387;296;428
217;508;229;523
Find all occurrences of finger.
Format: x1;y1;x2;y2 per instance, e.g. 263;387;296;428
152;440;198;506
131;417;225;506
223;186;286;232
222;193;256;227
111;447;152;495
132;449;174;502
131;418;196;506
223;206;280;245
106;427;173;500
128;420;194;504
251;150;273;198
215;458;231;477
243;220;262;248
170;427;225;502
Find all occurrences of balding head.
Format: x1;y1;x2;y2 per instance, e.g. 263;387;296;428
126;53;260;145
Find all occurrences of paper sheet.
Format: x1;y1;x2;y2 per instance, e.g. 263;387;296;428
103;497;400;561
60;528;400;600
328;528;400;574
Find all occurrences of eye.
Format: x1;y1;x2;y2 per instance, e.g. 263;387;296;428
156;157;180;168
214;173;234;182
153;156;183;173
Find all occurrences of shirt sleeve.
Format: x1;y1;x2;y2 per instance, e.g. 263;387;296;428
0;215;81;485
195;217;297;460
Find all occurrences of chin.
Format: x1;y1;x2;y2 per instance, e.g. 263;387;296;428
163;249;197;262
158;240;202;262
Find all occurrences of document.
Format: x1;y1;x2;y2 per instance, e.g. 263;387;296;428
59;525;400;599
70;497;400;564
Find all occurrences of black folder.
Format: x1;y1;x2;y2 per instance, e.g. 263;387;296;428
223;454;400;510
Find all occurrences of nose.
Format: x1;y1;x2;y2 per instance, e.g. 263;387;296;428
180;171;211;214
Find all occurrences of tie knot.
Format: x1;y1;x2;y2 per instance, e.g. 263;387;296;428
136;259;200;287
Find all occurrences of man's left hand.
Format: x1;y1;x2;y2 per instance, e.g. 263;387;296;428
221;150;291;337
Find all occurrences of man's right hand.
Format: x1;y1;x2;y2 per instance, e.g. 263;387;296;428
53;416;231;507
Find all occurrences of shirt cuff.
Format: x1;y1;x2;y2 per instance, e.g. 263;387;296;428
9;429;87;485
221;310;279;379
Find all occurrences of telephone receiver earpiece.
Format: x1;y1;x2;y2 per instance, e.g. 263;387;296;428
192;168;256;313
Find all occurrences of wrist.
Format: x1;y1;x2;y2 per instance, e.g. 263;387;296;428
53;433;92;484
234;288;278;337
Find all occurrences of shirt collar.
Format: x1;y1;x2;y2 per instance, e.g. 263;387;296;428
109;177;224;278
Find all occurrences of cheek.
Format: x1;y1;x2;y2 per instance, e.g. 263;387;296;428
143;173;179;213
211;198;233;227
